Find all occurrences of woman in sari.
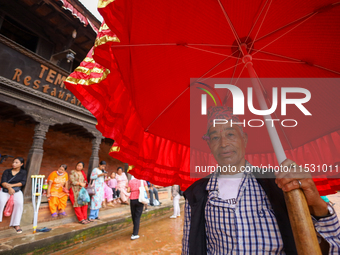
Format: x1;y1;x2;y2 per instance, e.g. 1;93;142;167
116;167;130;204
47;164;69;217
69;162;90;224
88;161;107;221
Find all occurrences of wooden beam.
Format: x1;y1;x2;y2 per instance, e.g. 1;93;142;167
67;0;101;28
78;38;91;47
42;9;59;21
1;1;68;44
30;0;45;12
43;0;85;27
43;0;99;34
2;112;25;120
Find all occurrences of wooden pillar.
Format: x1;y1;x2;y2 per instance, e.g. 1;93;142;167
124;163;129;173
124;163;130;180
87;136;102;180
23;122;49;200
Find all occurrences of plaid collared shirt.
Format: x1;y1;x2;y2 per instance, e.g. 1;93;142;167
182;164;340;254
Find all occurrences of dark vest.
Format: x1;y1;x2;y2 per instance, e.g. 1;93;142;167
183;172;298;255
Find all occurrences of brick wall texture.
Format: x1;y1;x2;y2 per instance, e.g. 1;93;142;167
0;119;125;179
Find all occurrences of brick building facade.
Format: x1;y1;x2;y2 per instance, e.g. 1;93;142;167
0;118;124;179
0;0;126;205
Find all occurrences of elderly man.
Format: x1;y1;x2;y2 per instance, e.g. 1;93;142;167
182;106;340;254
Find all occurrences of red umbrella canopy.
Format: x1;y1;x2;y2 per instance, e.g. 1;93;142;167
65;0;340;192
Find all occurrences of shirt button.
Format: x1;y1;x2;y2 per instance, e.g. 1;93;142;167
257;210;264;217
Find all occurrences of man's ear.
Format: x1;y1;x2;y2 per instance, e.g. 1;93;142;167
243;132;248;148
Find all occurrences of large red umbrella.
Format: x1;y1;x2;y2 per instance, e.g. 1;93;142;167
65;0;340;190
65;0;340;252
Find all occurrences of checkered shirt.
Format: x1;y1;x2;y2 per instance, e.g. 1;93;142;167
182;164;340;254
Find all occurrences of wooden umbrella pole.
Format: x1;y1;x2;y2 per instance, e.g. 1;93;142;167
239;44;321;254
284;189;322;254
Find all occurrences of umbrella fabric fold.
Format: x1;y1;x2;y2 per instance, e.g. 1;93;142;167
65;0;340;192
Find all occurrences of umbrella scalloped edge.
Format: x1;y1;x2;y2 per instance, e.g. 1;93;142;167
65;1;340;193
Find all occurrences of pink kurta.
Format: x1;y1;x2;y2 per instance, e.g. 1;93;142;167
116;172;130;202
103;182;113;202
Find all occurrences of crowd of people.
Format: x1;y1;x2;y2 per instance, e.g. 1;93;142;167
0;158;167;238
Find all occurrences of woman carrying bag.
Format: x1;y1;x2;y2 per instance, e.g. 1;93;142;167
0;157;27;233
69;162;90;224
127;176;148;240
88;161;107;221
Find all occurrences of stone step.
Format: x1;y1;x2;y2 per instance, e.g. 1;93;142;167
0;188;170;231
0;197;185;255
